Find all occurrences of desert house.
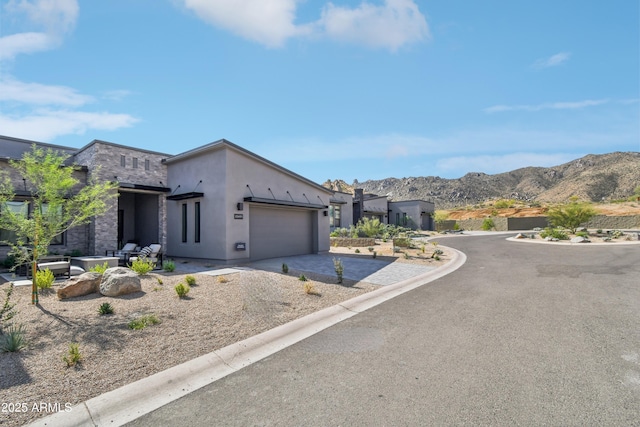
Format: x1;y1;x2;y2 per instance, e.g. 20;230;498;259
0;135;332;262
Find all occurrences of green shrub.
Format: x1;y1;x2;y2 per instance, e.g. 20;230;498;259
596;229;603;234
1;324;27;352
611;229;624;239
128;314;160;330
367;247;374;252
63;343;82;367
35;268;55;290
163;260;176;272
431;249;444;258
354;248;360;253
98;302;114;315
129;258;155;275
481;218;495;231
540;227;569;240
2;254;17;269
333;257;344;284
282;263;289;274
185;275;196;286
494;199;515;209
356;217;384;238
298;274;307;281
175;282;190;298
453;223;460;231
547;201;596;233
89;262;110;274
575;231;589;238
0;283;17;334
156;277;163;285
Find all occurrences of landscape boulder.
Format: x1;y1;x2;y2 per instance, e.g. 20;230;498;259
57;272;102;299
100;267;141;297
571;236;590;243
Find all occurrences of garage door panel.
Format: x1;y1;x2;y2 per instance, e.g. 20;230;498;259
250;207;313;260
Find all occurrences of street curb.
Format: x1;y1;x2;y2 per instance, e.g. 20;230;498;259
27;247;466;427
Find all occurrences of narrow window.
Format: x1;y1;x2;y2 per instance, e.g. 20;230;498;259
402;213;407;226
396;213;400;225
144;159;150;171
194;202;201;243
181;204;187;243
133;157;138;169
120;155;126;167
334;205;341;227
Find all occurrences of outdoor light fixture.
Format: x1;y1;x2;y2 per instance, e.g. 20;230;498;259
237;203;243;211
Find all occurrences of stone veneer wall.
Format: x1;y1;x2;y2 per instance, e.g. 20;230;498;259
330;237;376;247
72;142;168;256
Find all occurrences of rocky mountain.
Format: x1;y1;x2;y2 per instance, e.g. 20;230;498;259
323;152;640;209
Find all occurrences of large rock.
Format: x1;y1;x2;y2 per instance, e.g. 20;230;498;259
57;272;102;299
100;267;142;297
571;236;590;243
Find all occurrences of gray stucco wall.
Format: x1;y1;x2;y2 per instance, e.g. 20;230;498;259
388;200;435;230
362;197;389;224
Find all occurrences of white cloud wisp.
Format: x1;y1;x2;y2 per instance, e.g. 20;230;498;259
178;0;429;51
532;52;571;69
484;99;609;114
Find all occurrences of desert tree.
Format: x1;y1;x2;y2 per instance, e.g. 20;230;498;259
0;146;118;304
546;198;597;234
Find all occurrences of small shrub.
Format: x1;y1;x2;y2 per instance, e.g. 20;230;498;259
35;268;55;290
1;324;27;352
367;247;374;252
421;244;426;254
156;277;163;285
63;343;82;367
453;223;460;231
481;218;495;231
175;282;190;298
282;263;289;274
98;302;114;315
89;262;110;274
372;251;377;259
355;249;360;253
540;227;569;240
217;275;229;283
163;260;176;272
303;282;318;295
575;231;589;238
596;229;603;234
433;255;441;261
611;229;624;239
2;254;17;269
185;275;196;286
128;314;160;330
431;248;444;258
333;257;344;284
1;283;17;333
129;258;155;275
404;252;410;259
298;274;307;281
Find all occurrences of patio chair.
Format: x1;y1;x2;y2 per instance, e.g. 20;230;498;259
106;242;138;266
129;244;163;269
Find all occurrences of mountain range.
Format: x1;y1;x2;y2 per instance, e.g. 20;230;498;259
324;152;640;209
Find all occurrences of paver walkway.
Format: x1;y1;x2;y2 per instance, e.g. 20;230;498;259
248;254;435;286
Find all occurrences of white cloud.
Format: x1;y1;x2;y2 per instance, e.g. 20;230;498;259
0;109;139;141
1;0;78;60
180;0;303;48
177;0;429;50
317;0;429;50
532;52;571;69
0;77;93;106
484;99;609;113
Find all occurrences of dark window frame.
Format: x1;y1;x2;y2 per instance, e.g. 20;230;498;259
181;203;187;243
194;202;201;243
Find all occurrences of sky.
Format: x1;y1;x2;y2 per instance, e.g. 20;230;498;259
0;0;638;184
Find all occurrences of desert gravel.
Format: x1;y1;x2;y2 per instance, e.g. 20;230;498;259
0;243;452;427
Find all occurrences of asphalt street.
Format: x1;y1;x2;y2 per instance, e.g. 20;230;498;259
127;234;640;426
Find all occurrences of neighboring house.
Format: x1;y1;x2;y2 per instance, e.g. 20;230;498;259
388;200;435;230
346;188;435;231
329;191;353;231
0;135;332;262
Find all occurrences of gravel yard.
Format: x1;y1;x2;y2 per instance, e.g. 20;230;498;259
0;241;452;427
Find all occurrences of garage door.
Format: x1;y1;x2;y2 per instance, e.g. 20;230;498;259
249;206;314;261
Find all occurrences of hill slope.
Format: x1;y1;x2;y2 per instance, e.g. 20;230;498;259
324;152;640;209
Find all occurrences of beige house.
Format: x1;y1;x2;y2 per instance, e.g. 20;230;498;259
0;135;332;262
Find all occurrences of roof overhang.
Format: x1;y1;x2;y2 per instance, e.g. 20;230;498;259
244;196;327;210
118;183;171;193
166;192;204;201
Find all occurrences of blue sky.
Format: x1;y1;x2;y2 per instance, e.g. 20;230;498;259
1;0;638;183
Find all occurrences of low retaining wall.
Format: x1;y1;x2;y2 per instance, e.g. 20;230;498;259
330;237;376;247
439;215;639;231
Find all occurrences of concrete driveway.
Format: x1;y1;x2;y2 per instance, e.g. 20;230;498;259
127;233;640;426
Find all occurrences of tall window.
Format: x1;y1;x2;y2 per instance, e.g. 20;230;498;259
41;203;64;245
144;159;150;171
0;201;28;245
402;213;407;226
181;204;187;243
194;202;201;243
120;155;126;167
132;157;138;169
329;205;341;228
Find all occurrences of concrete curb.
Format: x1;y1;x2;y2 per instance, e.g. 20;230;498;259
27;248;466;427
